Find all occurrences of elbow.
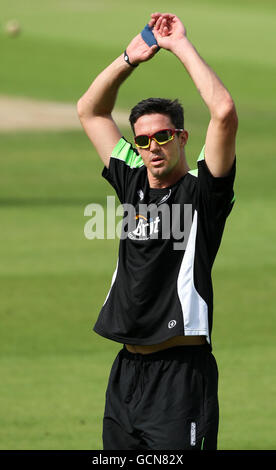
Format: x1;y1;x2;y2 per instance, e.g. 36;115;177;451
77;98;86;118
77;98;95;121
213;98;239;131
77;98;110;121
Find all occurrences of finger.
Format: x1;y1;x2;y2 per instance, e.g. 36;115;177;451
166;16;175;30
149;12;162;29
165;18;173;33
160;17;168;36
163;25;169;36
150;44;159;53
146;44;158;59
155;16;163;30
162;14;176;27
155;13;174;22
160;13;175;18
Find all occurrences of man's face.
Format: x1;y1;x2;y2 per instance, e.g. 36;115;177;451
133;113;188;179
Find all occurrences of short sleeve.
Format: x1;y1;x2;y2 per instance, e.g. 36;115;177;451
102;137;144;203
189;145;236;263
195;144;236;220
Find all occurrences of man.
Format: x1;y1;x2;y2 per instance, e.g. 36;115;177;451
77;12;238;450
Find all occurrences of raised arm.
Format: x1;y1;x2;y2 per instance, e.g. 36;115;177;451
77;20;159;169
153;13;238;177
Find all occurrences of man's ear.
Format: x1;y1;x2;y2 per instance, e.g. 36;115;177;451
179;130;189;146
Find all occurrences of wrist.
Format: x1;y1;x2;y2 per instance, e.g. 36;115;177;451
170;36;191;56
123;50;139;68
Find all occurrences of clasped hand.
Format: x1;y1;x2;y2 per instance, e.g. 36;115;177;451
126;12;187;65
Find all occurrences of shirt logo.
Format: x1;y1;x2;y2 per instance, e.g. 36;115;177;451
137;189;144;201
190;422;196;446
168;320;177;329
128;214;160;241
157;189;172;206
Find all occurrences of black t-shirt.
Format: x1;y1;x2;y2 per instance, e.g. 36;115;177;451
93;137;236;349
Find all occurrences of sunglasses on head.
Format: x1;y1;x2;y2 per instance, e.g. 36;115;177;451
134;128;183;149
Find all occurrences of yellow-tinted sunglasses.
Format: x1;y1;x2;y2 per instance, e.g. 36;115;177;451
134;128;183;149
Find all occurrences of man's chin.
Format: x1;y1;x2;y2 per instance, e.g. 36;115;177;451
150;166;169;178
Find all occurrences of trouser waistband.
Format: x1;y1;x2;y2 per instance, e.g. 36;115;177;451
122;343;210;362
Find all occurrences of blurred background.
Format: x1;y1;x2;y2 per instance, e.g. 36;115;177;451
1;0;275;450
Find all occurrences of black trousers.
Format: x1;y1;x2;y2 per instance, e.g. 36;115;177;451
103;344;219;450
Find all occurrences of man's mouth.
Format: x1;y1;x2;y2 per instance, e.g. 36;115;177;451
151;156;164;164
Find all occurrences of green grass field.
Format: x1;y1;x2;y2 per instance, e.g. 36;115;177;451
1;0;276;450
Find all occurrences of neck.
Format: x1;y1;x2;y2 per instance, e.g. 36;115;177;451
148;156;190;189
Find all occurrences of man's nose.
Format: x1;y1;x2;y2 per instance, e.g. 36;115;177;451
149;137;160;151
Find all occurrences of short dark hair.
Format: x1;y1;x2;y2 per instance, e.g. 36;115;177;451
129;98;184;134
